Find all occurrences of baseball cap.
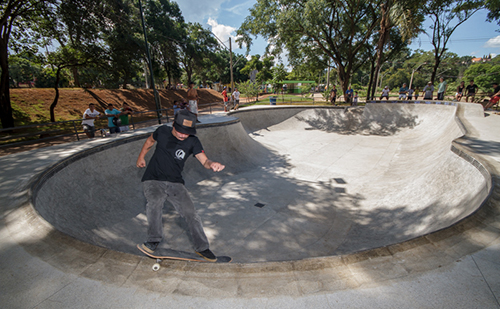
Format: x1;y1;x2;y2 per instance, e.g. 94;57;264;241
173;109;196;135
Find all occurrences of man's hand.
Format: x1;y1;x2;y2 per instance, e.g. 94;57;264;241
209;161;225;172
136;158;146;168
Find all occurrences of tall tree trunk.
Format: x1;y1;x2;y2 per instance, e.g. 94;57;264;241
72;67;80;87
0;38;14;128
371;3;390;100
367;59;375;101
50;67;62;122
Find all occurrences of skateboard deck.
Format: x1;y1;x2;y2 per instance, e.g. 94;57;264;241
137;244;232;270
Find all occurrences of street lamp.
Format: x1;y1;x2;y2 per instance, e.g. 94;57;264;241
409;62;426;90
138;0;162;124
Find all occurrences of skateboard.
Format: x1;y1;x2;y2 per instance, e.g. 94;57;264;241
137;244;232;271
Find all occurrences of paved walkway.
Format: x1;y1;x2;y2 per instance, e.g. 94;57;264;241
1;103;499;308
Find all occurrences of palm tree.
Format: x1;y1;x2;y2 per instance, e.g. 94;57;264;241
369;0;424;100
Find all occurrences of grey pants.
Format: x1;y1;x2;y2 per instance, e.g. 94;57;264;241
143;180;209;252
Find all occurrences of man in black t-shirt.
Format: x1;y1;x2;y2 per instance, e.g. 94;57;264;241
136;110;225;262
465;80;479;102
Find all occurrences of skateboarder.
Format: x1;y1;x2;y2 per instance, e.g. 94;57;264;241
136;109;225;262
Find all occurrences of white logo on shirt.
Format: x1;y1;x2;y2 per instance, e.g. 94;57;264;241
175;149;185;160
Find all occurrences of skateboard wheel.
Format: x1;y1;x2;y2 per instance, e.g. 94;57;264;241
152;263;160;271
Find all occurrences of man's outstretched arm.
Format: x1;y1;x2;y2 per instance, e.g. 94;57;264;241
136;134;155;168
195;152;225;172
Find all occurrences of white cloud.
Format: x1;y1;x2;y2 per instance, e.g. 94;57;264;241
207;18;245;49
484;35;500;48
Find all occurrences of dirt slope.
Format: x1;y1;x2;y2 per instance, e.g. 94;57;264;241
10;88;223;125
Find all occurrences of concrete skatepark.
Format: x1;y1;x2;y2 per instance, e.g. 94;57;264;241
1;102;500;307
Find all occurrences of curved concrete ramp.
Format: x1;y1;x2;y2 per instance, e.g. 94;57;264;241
34;104;489;263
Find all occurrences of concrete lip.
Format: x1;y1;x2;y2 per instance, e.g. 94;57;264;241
29;103;493;267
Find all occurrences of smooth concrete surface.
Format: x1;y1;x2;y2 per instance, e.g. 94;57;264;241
1;102;500;308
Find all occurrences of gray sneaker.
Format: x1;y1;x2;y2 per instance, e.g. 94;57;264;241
196;249;217;262
140;242;159;254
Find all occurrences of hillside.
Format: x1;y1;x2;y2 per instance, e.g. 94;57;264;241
9;88;224;125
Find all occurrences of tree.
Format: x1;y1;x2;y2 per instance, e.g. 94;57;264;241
422;0;483;83
237;0;382;95
1;0;55;128
271;63;287;93
47;45;100;122
463;56;500;91
369;0;424;99
146;0;184;86
178;23;217;83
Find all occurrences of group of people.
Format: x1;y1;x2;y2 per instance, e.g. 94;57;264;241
221;86;241;112
378;78;499;110
329;85;359;106
82;102;133;138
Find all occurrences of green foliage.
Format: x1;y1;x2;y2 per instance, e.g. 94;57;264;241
236;80;260;101
463;57;500;92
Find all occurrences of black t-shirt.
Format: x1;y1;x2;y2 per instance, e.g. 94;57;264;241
142;126;203;184
466;84;478;94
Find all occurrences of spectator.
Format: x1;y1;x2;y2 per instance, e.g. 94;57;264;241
345;86;354;105
119;102;133;132
82;103;100;138
380;86;390;100
232;88;241;110
437;77;447;100
423;81;434;100
330;86;338;105
414;87;420;100
456;81;465;101
484;82;500;110
399;83;408;100
105;103;122;134
187;81;200;122
408;87;414;100
173;100;181;115
353;91;359;106
222;87;229;112
465;80;479;102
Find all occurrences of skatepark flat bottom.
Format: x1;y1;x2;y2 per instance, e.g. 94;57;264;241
33;103;490;263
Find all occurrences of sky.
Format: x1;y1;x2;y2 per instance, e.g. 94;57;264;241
176;0;500;63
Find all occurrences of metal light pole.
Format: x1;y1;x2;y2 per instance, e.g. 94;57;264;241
229;38;234;92
409;62;426;90
138;0;162;124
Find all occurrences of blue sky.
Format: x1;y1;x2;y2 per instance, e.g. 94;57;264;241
177;0;500;62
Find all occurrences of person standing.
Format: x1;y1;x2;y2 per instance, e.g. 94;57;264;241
232;88;241;110
82;103;100;138
345;86;354;105
187;81;200;122
437;77;447;100
423;81;434;100
330;86;338;105
105;103;122;134
414;87;420;100
222;87;229;112
136;109;225;262
119;102;133;132
465;80;479;102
